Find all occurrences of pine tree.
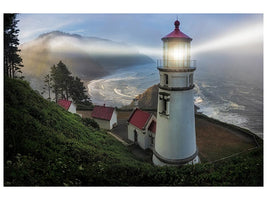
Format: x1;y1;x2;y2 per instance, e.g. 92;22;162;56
50;62;69;102
56;61;71;100
69;76;89;104
4;13;23;78
41;74;52;101
50;64;60;102
49;61;91;105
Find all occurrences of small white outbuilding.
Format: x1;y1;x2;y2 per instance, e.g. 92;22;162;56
127;108;156;150
57;99;77;114
91;105;117;130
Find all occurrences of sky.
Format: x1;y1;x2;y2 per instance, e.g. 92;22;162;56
17;14;263;67
18;13;263;50
17;13;263;82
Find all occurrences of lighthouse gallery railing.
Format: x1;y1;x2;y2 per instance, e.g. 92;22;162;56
157;59;196;68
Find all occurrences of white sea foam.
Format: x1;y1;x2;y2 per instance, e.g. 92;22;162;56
87;63;158;106
194;96;203;104
198;105;248;126
113;88;135;98
193;83;248;129
228;101;246;111
87;63;262;136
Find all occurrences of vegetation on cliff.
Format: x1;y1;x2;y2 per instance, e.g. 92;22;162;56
122;84;159;110
4;78;263;186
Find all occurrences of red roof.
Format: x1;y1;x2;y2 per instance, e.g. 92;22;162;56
91;105;115;121
148;120;157;133
162;20;192;41
128;108;152;130
58;99;72;110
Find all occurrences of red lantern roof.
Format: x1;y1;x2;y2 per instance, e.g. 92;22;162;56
162;20;192;41
128;108;152;130
92;105;115;121
58;99;72;110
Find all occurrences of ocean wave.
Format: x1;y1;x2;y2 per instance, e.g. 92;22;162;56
198;104;248;126
87;63;158;106
86;63;262;136
228;101;246;111
194;96;203;104
201;82;217;88
113;88;135;98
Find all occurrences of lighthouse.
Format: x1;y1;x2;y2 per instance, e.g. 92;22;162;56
153;20;200;166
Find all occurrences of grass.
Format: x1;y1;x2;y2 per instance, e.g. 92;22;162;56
4;77;263;186
78;110;258;163
195;117;257;162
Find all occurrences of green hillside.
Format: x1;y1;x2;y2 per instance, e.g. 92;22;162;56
4;78;263;186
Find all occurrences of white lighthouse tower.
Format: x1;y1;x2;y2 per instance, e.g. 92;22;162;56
153;20;200;166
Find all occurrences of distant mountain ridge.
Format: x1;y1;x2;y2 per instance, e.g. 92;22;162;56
20;31;154;91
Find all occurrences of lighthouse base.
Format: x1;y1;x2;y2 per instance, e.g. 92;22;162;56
152;152;200;166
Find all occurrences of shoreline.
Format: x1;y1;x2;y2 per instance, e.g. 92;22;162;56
195;112;262;143
84;62;156;87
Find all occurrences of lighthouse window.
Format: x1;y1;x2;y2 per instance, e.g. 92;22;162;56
164;42;168;61
189;74;193;86
163;98;167;113
159;92;170;116
164;74;169;85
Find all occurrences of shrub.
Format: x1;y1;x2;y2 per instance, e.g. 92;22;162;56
82;118;100;130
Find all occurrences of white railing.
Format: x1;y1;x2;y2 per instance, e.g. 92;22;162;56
157;59;196;68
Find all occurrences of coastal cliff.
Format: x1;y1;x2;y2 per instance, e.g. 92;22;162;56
123;84;199;112
20;31;154;92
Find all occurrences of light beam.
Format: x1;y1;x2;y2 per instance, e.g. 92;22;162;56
136;22;263;58
191;23;263;55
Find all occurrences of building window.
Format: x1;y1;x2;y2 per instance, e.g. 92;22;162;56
151;136;154;145
134;130;138;143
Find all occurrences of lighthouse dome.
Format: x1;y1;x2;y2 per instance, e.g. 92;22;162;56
162;20;192;41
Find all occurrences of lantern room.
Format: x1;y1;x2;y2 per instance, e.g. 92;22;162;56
158;20;195;68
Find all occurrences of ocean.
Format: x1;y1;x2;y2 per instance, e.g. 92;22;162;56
87;63;263;138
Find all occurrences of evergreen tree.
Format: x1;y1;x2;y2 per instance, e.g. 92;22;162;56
41;74;52;101
50;64;60;102
49;61;90;104
56;61;72;100
4;13;23;78
70;76;89;104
